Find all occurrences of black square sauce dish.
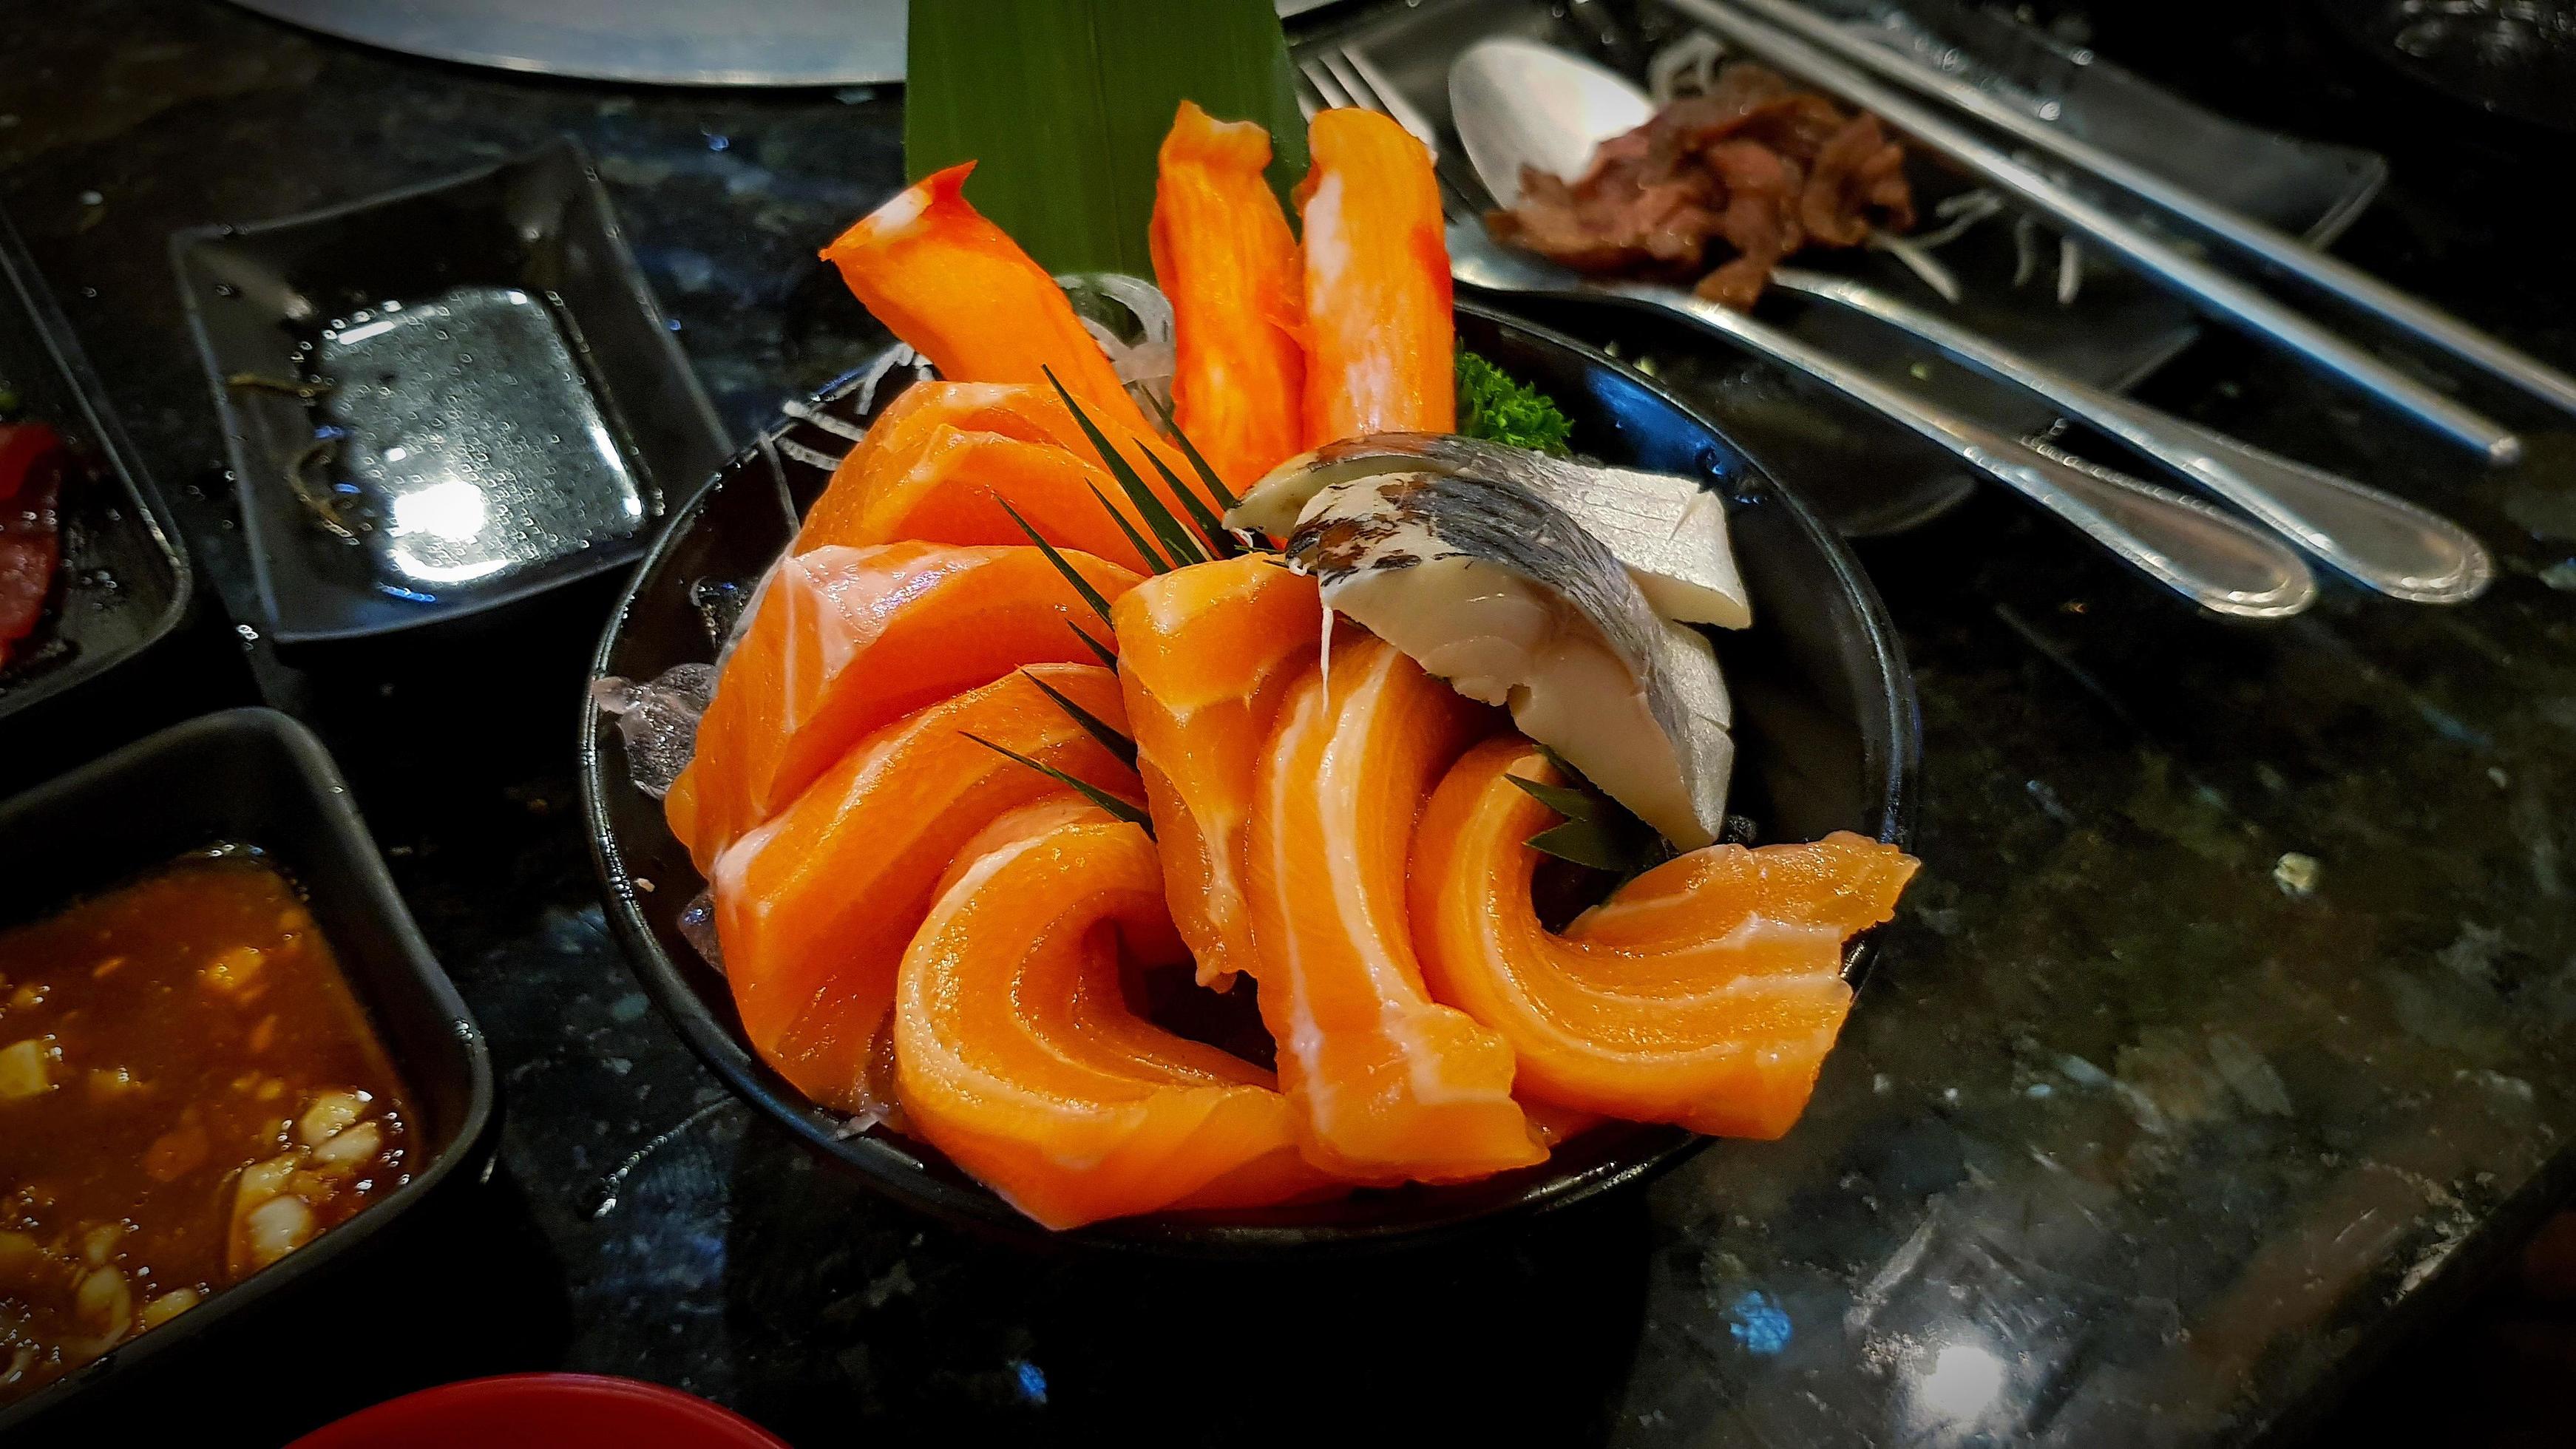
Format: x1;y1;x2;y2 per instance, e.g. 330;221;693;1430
0;707;498;1434
171;136;731;647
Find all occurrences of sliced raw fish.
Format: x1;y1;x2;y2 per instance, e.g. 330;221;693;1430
821;424;1162;574
895;802;1324;1229
1276;471;1734;849
1112;555;1322;988
1411;739;1918;1138
711;665;1138;1113
666;541;1139;872
1243;633;1545;1182
1230;432;1749;629
797;381;1115;554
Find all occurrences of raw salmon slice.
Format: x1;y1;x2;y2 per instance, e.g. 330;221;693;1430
815;424;1159;574
1297;109;1455;445
711;665;1139;1113
1243;633;1545;1181
1410;739;1917;1139
796;381;1088;553
1112;555;1321;987
1150;101;1306;490
665;541;1139;872
895;804;1319;1229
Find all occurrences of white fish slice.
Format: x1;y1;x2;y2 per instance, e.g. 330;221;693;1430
1230;432;1752;630
1283;470;1732;848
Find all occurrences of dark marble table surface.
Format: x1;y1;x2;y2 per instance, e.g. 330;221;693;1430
7;1;2576;1444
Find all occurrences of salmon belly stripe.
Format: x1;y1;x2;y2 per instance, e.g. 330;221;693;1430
1244;633;1545;1182
895;807;1320;1229
665;541;1138;873
711;665;1139;1115
1410;739;1917;1140
799;382;1074;550
1112;555;1321;988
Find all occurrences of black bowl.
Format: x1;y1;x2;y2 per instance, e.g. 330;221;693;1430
0;707;499;1433
579;302;1918;1255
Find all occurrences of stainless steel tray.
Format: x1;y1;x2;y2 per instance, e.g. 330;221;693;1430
1298;0;2390;535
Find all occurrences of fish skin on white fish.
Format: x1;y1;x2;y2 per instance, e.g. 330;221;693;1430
1284;470;1732;849
1228;432;1752;631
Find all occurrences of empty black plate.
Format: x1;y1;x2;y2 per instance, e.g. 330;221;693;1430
171;136;731;647
580;302;1919;1255
0;207;198;782
0;707;498;1434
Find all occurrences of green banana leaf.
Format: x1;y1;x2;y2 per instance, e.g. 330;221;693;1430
905;0;1308;276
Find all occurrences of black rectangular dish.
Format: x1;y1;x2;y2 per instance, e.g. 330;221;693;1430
170;136;731;648
0;707;499;1438
0;206;206;791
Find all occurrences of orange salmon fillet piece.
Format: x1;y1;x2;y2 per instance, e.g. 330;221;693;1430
1243;633;1545;1182
1112;555;1321;988
797;381;1091;553
711;665;1138;1113
666;541;1137;872
895;804;1322;1229
1411;739;1917;1139
819;425;1161;574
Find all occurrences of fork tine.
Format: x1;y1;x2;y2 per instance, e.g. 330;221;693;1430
1315;45;1499;214
1320;50;1437;161
1337;46;1444;163
1298;56;1355;111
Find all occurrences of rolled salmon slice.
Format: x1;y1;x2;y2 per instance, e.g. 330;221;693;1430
1112;555;1321;987
665;541;1138;872
1297;109;1455;445
1410;739;1918;1140
712;665;1139;1113
822;424;1161;574
1151;101;1306;490
797;381;1091;553
895;805;1320;1229
1244;633;1545;1181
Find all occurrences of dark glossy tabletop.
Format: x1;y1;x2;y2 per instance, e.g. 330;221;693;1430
6;1;2575;1444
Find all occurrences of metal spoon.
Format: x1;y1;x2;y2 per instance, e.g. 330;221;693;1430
1444;37;2489;605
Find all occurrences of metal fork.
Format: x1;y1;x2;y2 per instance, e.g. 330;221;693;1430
1297;46;1443;154
1296;59;2321;618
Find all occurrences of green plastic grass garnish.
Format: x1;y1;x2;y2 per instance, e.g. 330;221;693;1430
1508;750;1668;879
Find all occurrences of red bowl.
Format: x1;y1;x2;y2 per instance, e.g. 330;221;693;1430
287;1374;789;1449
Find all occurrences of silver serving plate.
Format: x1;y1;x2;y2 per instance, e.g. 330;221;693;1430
227;0;1351;86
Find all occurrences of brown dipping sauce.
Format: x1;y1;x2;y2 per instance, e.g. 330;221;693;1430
0;852;416;1405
